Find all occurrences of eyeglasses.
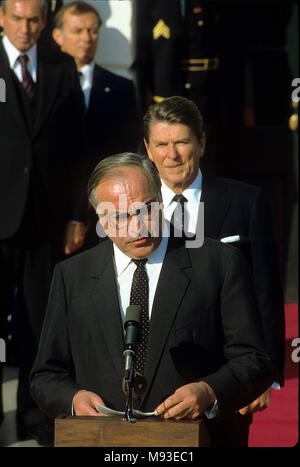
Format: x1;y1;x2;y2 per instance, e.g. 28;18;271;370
102;201;159;230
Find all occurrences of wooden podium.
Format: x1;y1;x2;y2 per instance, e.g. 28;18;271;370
54;416;210;447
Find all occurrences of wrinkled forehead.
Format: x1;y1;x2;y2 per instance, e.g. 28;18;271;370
148;120;199;143
96;170;159;207
5;0;45;17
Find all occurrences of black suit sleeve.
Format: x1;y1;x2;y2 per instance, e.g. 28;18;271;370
60;57;88;224
201;245;274;416
120;79;141;152
30;263;81;419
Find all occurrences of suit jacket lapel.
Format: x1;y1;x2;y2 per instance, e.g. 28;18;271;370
87;65;111;118
91;241;125;377
0;41;29;134
88;239;193;403
141;240;191;405
201;174;231;239
33;50;60;137
87;65;99;110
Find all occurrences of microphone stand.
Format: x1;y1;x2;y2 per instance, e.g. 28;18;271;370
123;349;137;423
123;305;143;422
124;372;136;423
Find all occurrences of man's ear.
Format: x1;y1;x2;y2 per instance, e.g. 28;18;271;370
52;28;63;47
144;139;153;162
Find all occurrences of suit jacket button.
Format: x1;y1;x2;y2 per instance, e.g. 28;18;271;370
104;87;111;93
24;167;29;174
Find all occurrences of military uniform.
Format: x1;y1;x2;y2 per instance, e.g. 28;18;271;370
135;0;220;123
134;1;235;172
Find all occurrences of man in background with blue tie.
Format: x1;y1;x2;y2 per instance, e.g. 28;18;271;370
0;0;86;444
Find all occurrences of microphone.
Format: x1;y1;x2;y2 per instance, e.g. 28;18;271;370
123;305;141;382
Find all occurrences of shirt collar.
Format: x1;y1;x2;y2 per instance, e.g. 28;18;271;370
2;35;37;70
161;169;202;207
78;62;95;87
113;229;169;276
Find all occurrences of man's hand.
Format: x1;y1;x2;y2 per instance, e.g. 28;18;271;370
72;390;107;416
239;387;271;415
64;222;87;255
154;382;216;420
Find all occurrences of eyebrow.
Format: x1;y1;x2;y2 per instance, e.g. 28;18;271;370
12;14;40;20
153;136;190;144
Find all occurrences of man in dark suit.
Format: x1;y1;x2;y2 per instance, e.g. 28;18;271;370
53;1;140;176
30;152;274;446
143;96;285;442
0;0;86;443
52;1;140;249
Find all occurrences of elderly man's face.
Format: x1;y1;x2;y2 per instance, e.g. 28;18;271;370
0;0;46;53
95;166;163;259
145;122;205;194
53;10;99;69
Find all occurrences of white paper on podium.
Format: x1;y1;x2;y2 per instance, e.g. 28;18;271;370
96;404;155;418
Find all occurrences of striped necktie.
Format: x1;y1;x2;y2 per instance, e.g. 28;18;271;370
17;55;35;98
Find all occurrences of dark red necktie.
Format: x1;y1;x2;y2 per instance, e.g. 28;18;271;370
130;259;149;374
18;55;35;98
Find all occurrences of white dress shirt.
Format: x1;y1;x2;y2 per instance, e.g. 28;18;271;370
78;62;94;110
71;225;220;417
161;169;202;235
113;225;218;419
71;233;168;415
2;35;37;82
113;232;168;325
162;168;280;394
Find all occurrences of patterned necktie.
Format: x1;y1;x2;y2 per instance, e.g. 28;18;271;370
130;259;149;374
170;194;187;237
17;55;35;98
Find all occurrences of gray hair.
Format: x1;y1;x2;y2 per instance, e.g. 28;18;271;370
54;1;102;30
87;153;162;208
1;0;48;15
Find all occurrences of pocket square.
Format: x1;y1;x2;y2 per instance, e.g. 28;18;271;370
220;235;240;243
